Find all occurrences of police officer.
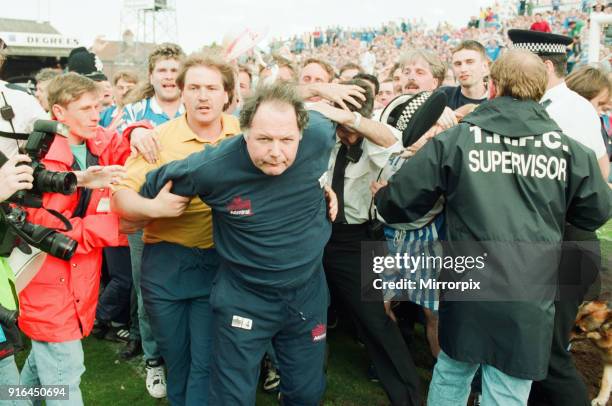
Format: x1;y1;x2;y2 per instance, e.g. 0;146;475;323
508;29;610;406
374;50;611;406
508;29;609;180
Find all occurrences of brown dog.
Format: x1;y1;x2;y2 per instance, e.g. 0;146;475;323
573;300;612;406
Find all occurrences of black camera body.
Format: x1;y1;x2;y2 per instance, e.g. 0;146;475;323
0;119;79;260
9;120;77;208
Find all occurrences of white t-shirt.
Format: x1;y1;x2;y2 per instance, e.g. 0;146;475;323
542;82;606;159
0;81;46;159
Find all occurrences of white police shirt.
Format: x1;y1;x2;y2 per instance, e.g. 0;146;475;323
326;125;401;224
542;82;606;159
0;81;46;158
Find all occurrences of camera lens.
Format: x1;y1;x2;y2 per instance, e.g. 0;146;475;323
47;232;78;260
20;222;78;261
35;169;77;195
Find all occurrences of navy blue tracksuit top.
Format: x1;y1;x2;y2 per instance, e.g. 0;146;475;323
140;111;337;289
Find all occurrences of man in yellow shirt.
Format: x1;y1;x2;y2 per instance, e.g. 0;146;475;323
112;52;240;406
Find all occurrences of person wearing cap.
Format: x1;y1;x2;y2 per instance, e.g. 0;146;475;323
373;49;611;406
67;46;112;107
508;28;610;406
508;29;609;181
310;80;423;406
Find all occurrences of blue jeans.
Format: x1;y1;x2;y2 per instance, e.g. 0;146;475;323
20;339;85;406
428;350;532;406
141;242;219;406
0;355;20;406
128;232;161;361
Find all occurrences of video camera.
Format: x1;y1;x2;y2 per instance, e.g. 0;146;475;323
0;119;78;261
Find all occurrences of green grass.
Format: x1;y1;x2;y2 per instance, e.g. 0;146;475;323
15;322;432;406
13;221;612;405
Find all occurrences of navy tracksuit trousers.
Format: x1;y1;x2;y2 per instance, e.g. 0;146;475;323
209;268;329;406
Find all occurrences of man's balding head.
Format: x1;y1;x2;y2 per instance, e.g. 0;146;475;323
490;49;548;101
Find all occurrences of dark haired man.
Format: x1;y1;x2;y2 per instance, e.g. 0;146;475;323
311;79;422;405
440;40;489;110
138;82;337;406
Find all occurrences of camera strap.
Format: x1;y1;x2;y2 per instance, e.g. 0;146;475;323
0;130;28;140
0;92;15;135
44;209;73;232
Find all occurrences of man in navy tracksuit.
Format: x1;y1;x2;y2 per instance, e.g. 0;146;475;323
140;83;336;405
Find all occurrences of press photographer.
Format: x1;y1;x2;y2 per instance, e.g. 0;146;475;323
13;72;142;405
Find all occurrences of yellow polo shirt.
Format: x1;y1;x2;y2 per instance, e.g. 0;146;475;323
113;113;240;248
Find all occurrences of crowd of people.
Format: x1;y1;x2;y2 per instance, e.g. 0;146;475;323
0;1;611;406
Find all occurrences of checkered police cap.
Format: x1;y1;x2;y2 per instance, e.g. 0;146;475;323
511;42;568;54
507;29;572;56
380;90;447;147
391;92;432;132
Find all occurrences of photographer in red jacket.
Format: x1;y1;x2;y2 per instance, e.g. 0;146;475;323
17;73;143;405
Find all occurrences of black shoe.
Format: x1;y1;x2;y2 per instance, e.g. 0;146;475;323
104;326;130;343
92;320;110;339
367;363;379;383
120;339;142;360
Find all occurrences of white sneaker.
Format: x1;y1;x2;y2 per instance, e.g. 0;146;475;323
145;363;167;398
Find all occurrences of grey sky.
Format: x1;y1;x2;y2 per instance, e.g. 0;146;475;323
4;0;494;52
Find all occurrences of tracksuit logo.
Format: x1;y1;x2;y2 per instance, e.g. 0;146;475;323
227;196;253;216
311;324;327;342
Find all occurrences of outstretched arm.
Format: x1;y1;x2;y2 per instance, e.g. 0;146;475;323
307;102;397;148
112;186;189;221
140;156;198;199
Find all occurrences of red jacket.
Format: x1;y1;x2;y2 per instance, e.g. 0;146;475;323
530;21;551;33
18;127;131;342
